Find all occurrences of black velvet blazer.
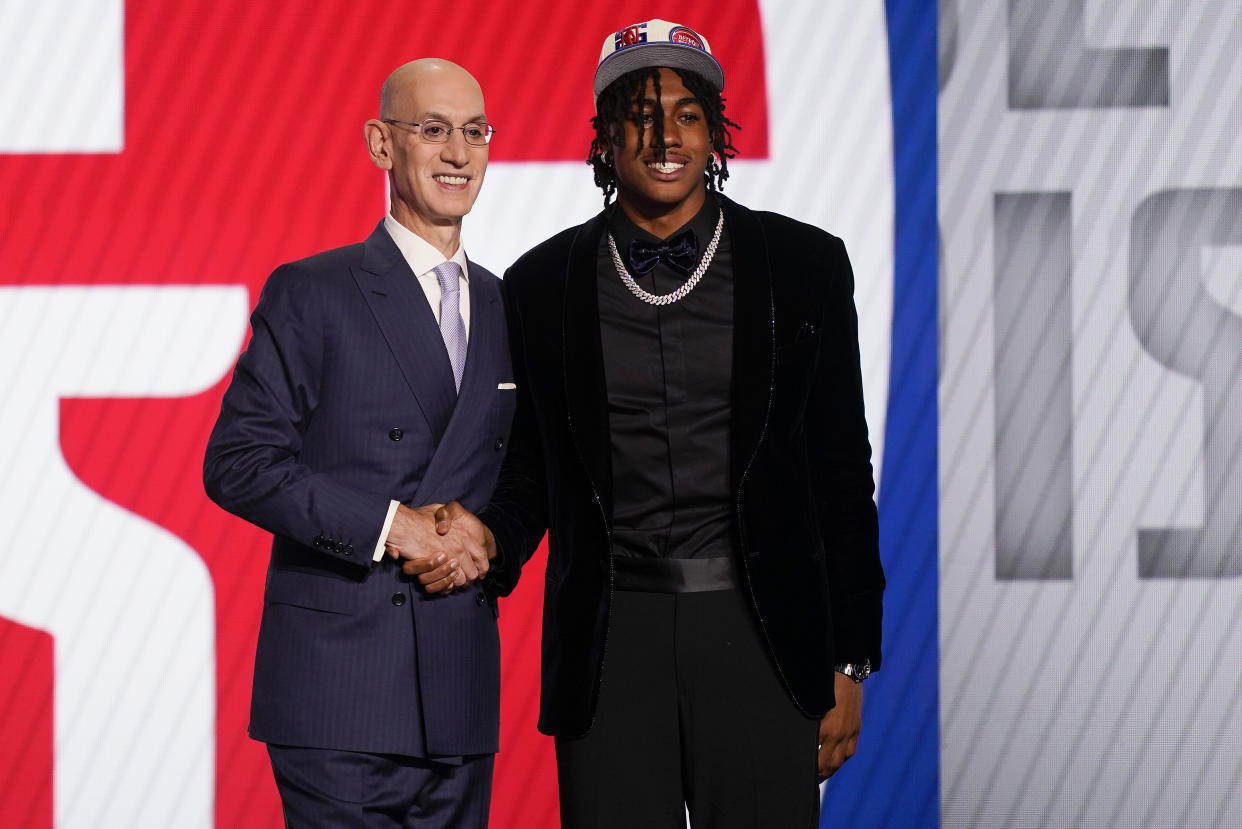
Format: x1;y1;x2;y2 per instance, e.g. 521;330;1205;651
479;195;884;738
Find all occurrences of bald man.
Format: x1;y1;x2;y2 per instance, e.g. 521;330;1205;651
204;59;513;828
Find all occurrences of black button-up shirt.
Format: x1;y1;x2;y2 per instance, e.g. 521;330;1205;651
596;195;735;560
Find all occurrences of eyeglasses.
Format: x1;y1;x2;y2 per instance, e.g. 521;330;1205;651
383;118;496;146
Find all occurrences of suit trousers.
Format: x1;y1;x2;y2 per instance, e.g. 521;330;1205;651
554;585;821;829
267;744;492;829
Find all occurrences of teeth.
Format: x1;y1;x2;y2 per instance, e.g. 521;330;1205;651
434;175;468;185
647;161;684;173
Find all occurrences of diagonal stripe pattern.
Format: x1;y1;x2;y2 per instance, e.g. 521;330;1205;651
434;261;467;391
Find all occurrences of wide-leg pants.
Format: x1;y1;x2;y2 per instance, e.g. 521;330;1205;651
555;586;821;829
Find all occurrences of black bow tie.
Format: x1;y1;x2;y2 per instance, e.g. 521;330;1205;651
628;229;699;277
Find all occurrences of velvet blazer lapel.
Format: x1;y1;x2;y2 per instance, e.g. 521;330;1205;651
353;221;458;441
561;212;614;515
718;195;776;492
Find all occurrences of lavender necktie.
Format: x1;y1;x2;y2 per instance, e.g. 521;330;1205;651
433;261;467;391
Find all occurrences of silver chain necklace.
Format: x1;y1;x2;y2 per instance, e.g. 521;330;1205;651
607;209;724;306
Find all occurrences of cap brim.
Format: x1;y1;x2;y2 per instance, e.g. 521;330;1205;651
593;43;725;98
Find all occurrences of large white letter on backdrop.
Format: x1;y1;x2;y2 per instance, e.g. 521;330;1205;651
0;286;248;827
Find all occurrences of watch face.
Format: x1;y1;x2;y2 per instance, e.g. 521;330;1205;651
838;661;871;682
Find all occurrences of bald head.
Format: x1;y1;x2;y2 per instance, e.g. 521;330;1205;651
379;58;484;121
364;58;490;256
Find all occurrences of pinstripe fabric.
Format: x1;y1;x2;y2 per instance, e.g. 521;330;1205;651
204;226;513;793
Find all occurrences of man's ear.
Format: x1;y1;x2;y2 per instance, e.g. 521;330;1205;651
363;119;393;170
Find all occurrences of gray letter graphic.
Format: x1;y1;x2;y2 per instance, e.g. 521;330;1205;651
1007;0;1169;109
994;193;1074;579
1130;189;1242;577
940;0;957;92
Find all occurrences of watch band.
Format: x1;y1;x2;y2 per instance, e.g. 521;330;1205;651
834;659;871;683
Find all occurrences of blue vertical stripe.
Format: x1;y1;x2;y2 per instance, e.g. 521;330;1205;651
824;0;939;826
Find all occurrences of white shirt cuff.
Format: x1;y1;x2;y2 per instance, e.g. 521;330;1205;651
374;500;401;562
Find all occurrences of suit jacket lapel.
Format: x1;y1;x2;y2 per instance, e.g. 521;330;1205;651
562;213;613;514
721;196;776;491
458;259;504;407
411;260;505;505
353;221;457;441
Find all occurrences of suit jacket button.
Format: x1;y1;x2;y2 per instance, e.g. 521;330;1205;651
475;593;487;607
389;427;403;441
392;592;406;606
343;544;353;556
494;438;505;451
313;535;324;547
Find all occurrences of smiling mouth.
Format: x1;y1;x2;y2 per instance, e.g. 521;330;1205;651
646;161;685;174
434;175;469;185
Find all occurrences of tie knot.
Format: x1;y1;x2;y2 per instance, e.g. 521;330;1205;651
433;261;462;294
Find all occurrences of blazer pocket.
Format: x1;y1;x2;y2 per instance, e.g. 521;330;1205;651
489;383;517;441
775;332;820;364
264;568;359;615
494;383;517;409
776;320;820;355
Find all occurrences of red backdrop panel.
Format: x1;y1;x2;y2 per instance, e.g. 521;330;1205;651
0;619;53;829
2;2;766;826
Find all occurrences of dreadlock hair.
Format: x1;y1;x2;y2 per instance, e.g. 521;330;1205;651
587;66;740;207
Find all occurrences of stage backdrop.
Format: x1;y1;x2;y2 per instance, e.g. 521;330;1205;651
24;1;1235;828
939;1;1242;827
0;0;935;825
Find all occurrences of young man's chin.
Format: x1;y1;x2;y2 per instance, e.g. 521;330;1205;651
621;183;704;211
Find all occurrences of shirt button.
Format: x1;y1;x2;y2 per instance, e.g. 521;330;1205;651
494;438;505;451
475;593;487;607
389;427;403;441
391;593;406;607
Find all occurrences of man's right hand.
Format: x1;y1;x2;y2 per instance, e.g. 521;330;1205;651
401;501;496;593
384;503;488;591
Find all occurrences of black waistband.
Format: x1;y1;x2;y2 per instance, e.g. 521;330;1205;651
612;556;738;593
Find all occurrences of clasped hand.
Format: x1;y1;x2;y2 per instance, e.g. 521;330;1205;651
384;502;493;593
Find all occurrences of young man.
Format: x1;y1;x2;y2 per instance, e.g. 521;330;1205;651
418;20;885;828
204;59;510;828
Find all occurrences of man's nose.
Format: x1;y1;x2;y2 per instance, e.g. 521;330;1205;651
440;131;470;163
662;117;683;146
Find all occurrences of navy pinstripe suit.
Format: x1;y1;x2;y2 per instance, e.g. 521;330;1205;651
204;220;513;759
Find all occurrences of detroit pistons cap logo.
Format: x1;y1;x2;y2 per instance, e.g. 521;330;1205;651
594;18;725;101
667;26;704;49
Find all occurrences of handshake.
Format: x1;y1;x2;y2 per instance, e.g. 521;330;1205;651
383;502;494;593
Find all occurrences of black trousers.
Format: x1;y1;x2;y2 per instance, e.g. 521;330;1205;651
267;744;492;829
555;587;821;829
